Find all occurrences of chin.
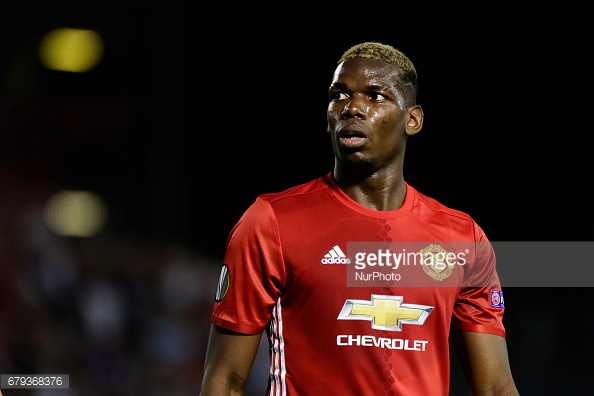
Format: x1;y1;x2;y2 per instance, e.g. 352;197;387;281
338;156;375;173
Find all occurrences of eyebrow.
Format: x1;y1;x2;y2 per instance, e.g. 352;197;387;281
366;83;387;92
328;82;347;91
328;82;388;92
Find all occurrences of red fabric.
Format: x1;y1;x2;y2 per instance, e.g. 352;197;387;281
211;172;506;395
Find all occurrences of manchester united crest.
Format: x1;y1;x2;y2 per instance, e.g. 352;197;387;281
420;244;455;281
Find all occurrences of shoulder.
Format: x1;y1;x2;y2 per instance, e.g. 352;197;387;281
258;175;331;204
411;186;473;221
237;175;331;220
228;175;331;241
408;184;486;239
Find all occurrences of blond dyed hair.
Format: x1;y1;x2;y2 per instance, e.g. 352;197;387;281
338;42;418;105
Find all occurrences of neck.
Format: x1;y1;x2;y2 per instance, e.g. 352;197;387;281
333;164;407;211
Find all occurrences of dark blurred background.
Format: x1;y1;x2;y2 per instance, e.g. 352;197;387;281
0;1;592;395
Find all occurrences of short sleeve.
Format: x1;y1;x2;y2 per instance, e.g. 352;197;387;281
210;197;286;334
451;222;506;338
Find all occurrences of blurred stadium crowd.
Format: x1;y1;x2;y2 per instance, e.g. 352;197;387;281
0;86;279;396
0;178;218;394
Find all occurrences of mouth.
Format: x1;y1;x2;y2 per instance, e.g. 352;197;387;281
338;126;368;149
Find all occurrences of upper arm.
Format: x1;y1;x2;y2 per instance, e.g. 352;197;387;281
451;329;519;396
200;324;264;396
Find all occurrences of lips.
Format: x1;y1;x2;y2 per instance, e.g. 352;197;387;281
338;126;368;149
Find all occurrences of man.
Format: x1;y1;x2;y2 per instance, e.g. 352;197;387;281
200;42;519;395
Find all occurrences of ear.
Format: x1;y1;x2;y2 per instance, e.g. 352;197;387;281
405;105;423;137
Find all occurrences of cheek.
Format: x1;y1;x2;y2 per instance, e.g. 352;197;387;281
370;108;402;128
369;112;395;130
327;108;340;126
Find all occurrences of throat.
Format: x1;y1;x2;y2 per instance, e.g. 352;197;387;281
340;178;407;211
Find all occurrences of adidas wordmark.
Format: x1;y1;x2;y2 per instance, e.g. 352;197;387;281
321;245;351;264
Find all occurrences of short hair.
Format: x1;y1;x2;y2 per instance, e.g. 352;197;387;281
338;42;418;105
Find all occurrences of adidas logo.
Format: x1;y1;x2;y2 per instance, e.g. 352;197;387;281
321;245;351;264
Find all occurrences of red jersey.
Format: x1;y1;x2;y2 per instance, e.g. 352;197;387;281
211;173;506;396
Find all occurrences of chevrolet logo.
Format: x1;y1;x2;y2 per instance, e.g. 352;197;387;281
337;295;433;331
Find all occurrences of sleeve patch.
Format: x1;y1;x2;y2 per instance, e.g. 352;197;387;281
490;289;505;308
215;264;230;302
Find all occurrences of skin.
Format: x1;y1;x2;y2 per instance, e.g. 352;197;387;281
200;325;261;395
451;329;519;395
200;57;519;395
326;58;422;211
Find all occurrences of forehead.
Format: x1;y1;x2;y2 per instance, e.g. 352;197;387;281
331;58;400;87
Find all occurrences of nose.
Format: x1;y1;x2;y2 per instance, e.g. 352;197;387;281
341;94;366;119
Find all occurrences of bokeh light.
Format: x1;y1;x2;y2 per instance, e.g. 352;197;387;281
44;190;108;237
38;27;104;72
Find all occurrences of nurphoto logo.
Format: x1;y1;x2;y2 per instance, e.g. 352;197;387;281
345;241;491;288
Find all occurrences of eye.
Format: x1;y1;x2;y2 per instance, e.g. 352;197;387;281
369;92;387;101
329;91;348;101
